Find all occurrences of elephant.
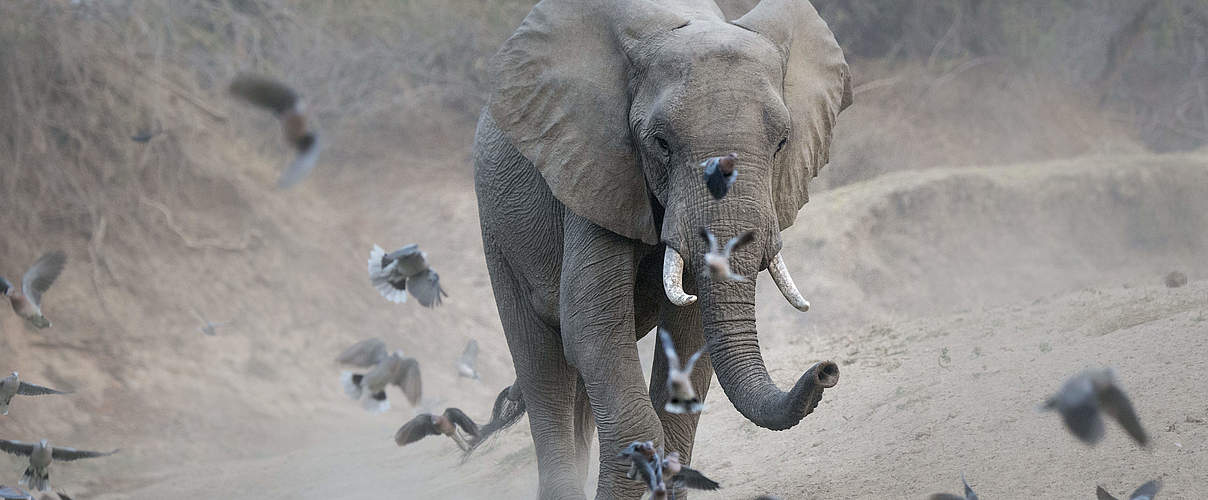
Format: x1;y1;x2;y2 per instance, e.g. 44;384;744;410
472;0;851;498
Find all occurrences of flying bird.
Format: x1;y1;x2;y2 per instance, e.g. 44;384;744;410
1042;368;1148;446
618;441;666;499
191;308;227;336
658;329;703;415
0;373;70;416
456;339;480;380
394;408;481;452
130;127;162;143
1097;479;1160;500
2;251;66;329
700;152;738;199
929;473;978;500
337;338;422;413
228;74;321;188
367;244;448;307
0;485;30;500
660;451;721;493
699;228;755;282
0;439;117;492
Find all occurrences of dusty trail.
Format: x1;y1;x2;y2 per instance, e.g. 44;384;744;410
5;153;1206;499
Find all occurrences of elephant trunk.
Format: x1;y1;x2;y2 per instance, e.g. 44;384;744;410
699;264;838;431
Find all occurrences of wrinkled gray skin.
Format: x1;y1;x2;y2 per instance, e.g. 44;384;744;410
473;0;850;498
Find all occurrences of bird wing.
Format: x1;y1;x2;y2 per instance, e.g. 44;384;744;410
50;446;118;462
673;467;721;490
16;382;69;396
1128;479;1160;500
658;329;680;369
387;245;428;277
0;276;12;295
335;338;389;367
0;485;31;500
683;349;704;373
696;228;718;254
228;74;300;115
0;440;35;457
1098;384;1148;446
22;251;66;309
961;473;978;500
277;137;321;189
443;407;481;438
459;340;479;367
394;414;439;446
625;453;660;493
723;231;756;257
1060;400;1106;444
406;269;447;308
391;357;423;406
1096;486;1118;500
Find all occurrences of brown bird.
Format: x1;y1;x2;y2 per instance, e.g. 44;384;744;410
0;439;117;492
336;339;422;413
0;372;70;416
1042;368;1148;446
228;74;321;188
658;329;703;415
367;244;447;308
1097;479;1160;500
2;251;66;329
699;228;755;282
394;408;480;451
929;473;978;500
0;485;30;500
701;152;738;200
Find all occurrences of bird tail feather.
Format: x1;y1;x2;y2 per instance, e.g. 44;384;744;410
20;466;49;492
368;245;407;303
362;390;390;413
341;371;364;400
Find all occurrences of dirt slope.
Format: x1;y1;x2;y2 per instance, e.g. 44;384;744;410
75;152;1206;499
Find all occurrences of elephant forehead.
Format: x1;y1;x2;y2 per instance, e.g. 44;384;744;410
653;21;782;74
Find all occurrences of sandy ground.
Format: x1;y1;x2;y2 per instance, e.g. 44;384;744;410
3;152;1207;499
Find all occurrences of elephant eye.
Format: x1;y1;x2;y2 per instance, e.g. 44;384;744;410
655;136;671;158
774;137;788;156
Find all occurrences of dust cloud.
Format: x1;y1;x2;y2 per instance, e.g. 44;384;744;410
0;1;1205;498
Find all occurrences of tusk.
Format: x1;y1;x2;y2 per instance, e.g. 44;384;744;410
663;246;697;306
768;252;810;312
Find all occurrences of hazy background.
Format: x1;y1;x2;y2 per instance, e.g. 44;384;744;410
0;1;1206;498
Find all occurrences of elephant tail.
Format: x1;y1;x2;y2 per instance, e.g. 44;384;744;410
461;383;526;462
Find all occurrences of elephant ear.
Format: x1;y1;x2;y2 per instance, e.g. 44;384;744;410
732;0;852;230
488;0;689;245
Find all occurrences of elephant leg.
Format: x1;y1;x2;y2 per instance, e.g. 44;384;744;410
572;375;595;483
651;300;714;500
482;240;584;500
561;212;663;500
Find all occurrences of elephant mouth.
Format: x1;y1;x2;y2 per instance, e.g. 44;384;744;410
662;245;809;311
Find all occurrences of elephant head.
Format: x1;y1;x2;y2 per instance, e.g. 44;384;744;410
489;0;850;430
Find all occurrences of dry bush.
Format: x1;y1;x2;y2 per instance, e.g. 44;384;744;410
816;0;1208;152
